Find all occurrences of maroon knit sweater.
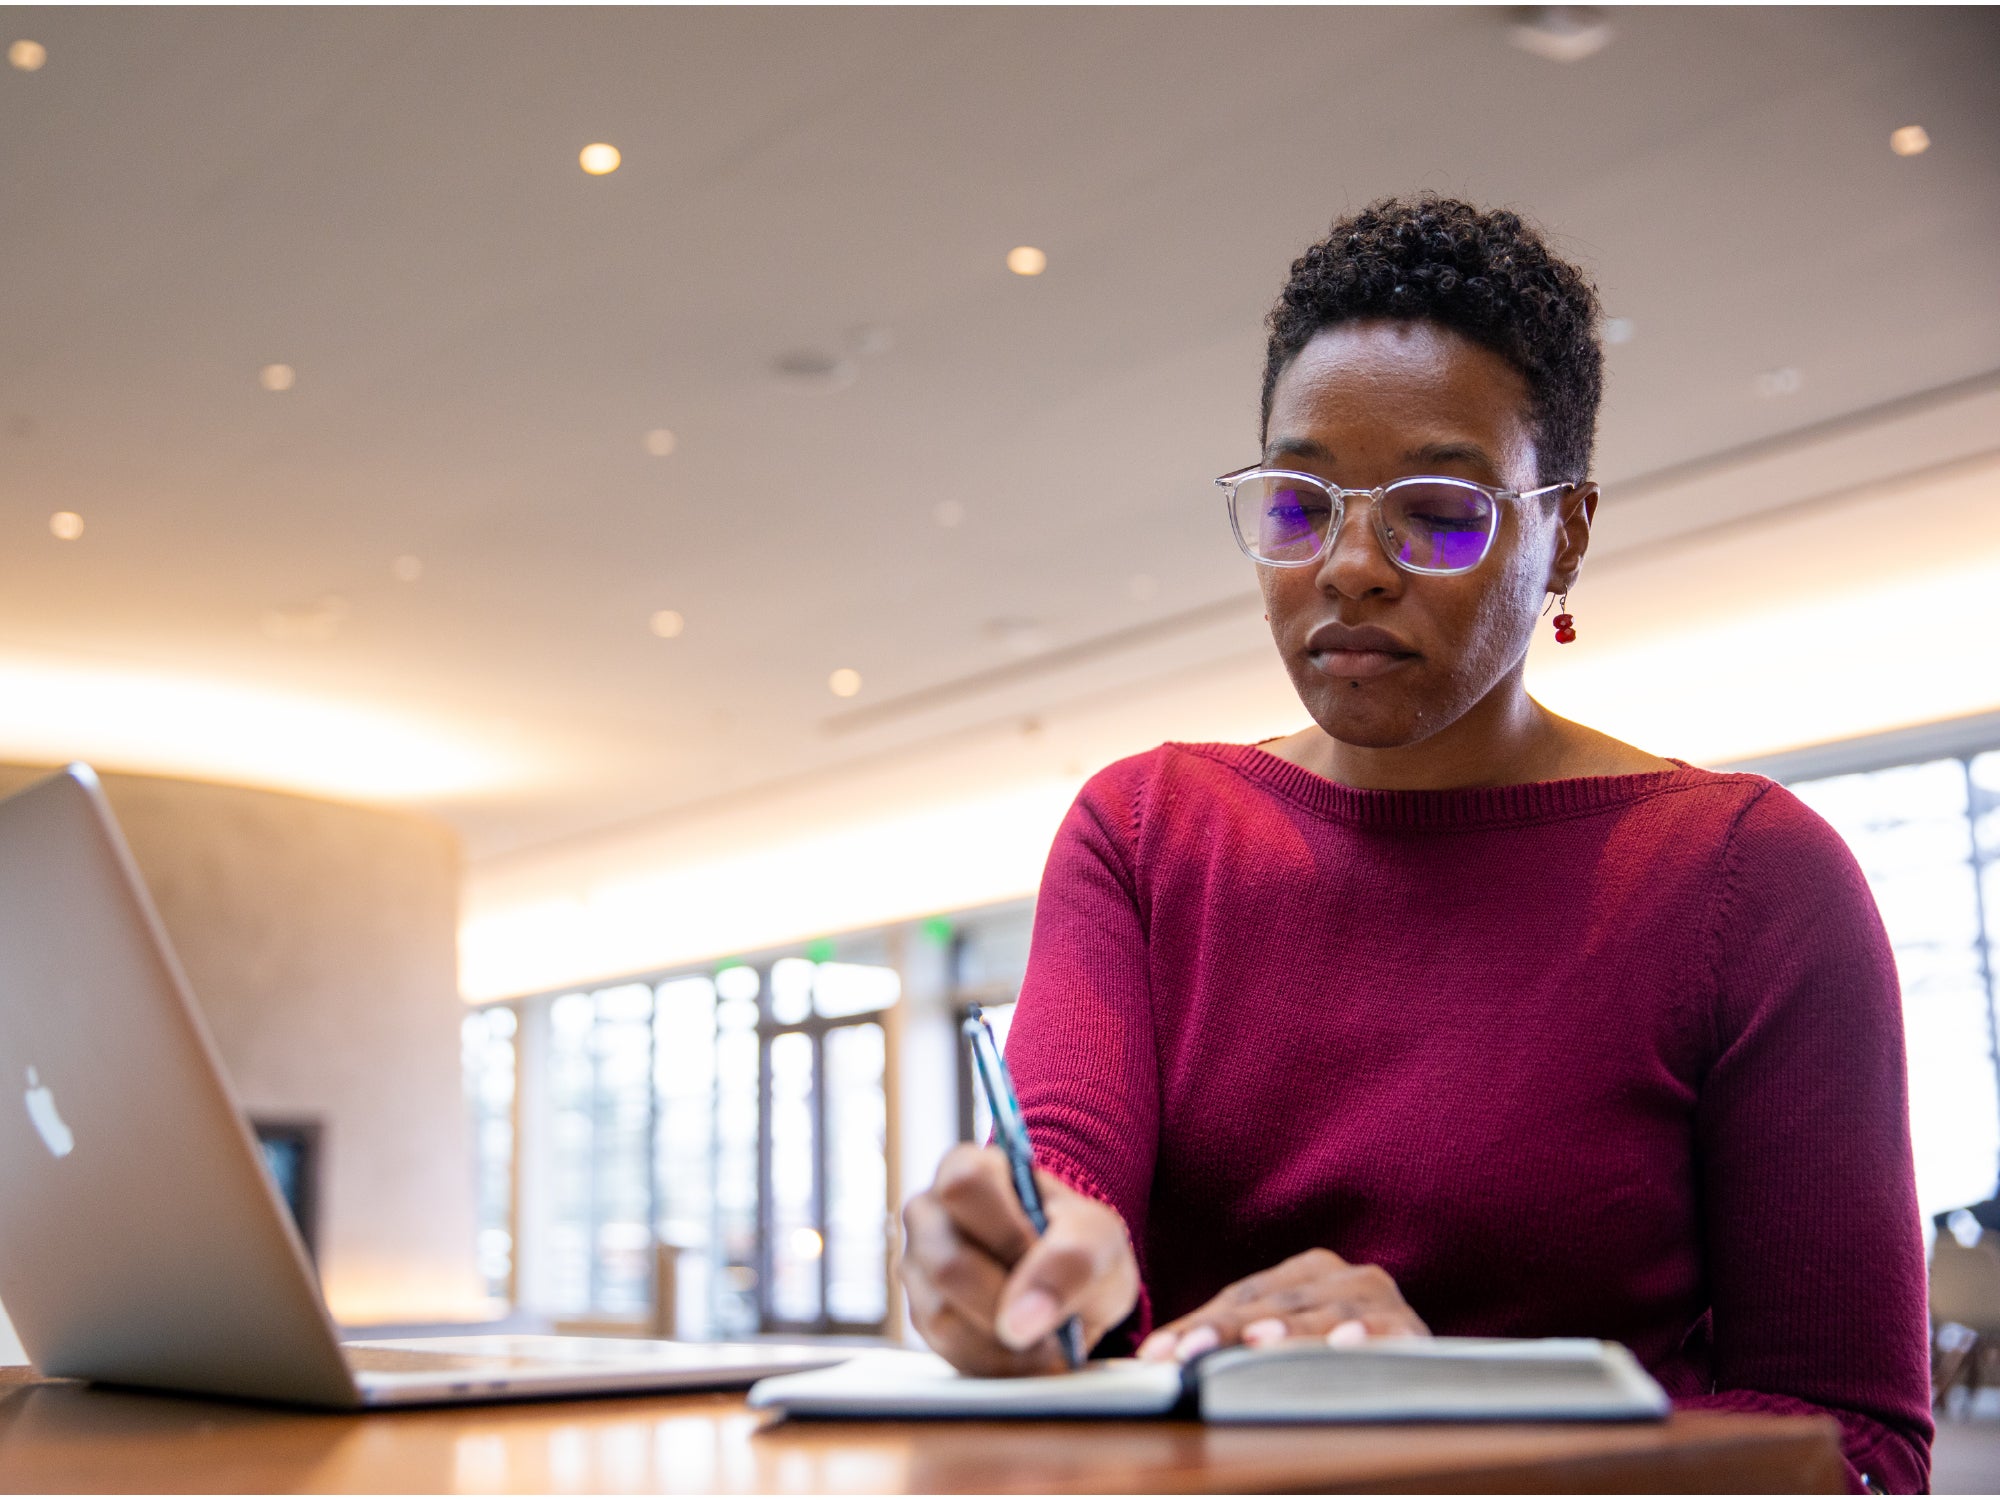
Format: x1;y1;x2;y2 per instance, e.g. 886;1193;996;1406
1008;742;1932;1493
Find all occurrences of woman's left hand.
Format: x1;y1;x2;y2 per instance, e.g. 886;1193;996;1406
1135;1247;1430;1362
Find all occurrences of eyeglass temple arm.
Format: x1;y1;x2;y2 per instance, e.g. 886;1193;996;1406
1521;481;1580;504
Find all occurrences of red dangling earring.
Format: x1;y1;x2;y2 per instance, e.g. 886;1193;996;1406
1552;592;1576;644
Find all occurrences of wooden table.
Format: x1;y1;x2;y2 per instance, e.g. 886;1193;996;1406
0;1366;1845;1493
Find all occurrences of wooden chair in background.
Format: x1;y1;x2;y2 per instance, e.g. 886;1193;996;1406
1931;1220;2000;1407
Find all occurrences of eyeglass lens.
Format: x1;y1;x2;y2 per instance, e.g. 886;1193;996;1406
1231;476;1496;572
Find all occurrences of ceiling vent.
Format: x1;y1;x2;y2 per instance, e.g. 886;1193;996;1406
772;350;859;391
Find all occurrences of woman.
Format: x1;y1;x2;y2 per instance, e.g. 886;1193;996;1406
898;197;1932;1492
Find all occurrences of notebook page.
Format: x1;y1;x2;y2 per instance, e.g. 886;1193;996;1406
747;1349;1186;1418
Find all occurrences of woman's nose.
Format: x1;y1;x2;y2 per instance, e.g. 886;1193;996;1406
1317;495;1399;599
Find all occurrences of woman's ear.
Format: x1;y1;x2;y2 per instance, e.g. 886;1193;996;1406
1547;481;1598;592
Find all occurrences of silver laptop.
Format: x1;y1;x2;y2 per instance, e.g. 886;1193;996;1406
0;764;849;1407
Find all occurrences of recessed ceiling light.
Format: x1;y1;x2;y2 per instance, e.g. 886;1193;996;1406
259;363;296;393
1890;125;1930;157
1007;246;1048;277
828;667;862;698
8;39;47;71
643;428;677;457
579;142;621;176
1506;6;1612;63
933;499;965;528
1602;317;1635;345
391;555;423;583
1754;366;1803;399
650;609;685;639
48;511;83;541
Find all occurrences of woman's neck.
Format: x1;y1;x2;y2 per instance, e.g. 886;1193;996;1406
1264;677;1671;791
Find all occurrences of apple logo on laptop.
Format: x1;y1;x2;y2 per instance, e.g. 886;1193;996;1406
23;1067;74;1159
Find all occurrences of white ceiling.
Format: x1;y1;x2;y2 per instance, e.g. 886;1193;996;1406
3;5;1997;860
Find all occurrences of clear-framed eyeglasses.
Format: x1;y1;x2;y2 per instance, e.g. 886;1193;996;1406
1215;466;1572;576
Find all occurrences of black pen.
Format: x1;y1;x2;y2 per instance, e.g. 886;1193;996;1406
962;1004;1088;1370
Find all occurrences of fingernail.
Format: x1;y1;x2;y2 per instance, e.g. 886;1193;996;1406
1327;1319;1368;1348
997;1289;1058;1350
1242;1317;1288;1346
1174;1325;1221;1362
1136;1330;1176;1362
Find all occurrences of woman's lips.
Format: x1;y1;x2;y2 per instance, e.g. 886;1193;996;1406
1309;648;1415;679
1304;621;1418;679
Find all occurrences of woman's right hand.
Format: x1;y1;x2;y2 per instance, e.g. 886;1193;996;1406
899;1143;1141;1375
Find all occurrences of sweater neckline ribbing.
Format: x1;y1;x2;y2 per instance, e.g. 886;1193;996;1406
1182;741;1722;829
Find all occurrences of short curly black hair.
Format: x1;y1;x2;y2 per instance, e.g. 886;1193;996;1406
1262;195;1603;487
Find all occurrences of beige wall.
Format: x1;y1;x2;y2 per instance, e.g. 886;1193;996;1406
0;764;479;1363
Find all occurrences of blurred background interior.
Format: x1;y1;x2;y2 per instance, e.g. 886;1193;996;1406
2;2;1998;1482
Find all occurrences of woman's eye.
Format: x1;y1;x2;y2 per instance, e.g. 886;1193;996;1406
1268;493;1329;524
1408;512;1484;532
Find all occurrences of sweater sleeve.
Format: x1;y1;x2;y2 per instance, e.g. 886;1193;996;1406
1004;757;1162;1347
1686;782;1933;1493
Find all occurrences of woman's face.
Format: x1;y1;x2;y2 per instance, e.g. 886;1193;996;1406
1258;318;1585;750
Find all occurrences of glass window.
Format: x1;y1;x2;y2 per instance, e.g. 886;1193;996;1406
1973;749;2000;982
766;1030;820;1324
478;953;901;1336
824;1021;889;1324
546;991;596;1315
653;977;717;1338
1791;756;2000;1220
461;1006;517;1303
769;957;815;1025
814;962;902;1018
713;990;763;1337
758;959;899;1334
539;986;657;1317
591;984;656;1317
964;1000;1018;1147
715;964;761;1004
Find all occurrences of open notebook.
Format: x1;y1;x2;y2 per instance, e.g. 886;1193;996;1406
748;1337;1670;1424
